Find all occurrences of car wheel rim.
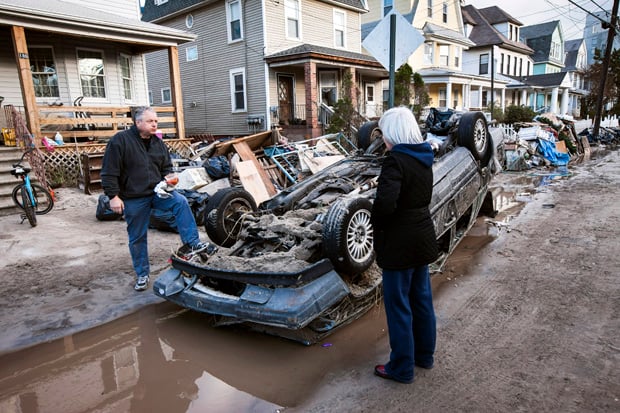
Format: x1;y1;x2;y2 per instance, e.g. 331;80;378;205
223;199;252;232
346;209;374;263
474;119;487;152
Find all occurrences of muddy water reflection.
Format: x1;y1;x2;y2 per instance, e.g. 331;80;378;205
0;299;387;412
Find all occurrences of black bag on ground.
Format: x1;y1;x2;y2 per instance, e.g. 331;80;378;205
203;155;230;179
96;194;123;221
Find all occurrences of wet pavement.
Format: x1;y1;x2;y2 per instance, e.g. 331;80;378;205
0;167;575;413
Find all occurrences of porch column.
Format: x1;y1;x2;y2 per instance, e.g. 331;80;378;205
446;81;452;109
10;26;41;142
501;88;506;111
168;46;185;139
551;87;559;113
462;84;468;110
521;89;527;106
304;61;319;136
560;88;569;115
346;67;358;112
478;85;483;108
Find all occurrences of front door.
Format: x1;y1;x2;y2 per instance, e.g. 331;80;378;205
365;83;377;118
277;74;294;125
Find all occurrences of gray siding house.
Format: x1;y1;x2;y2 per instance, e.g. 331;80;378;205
142;0;387;139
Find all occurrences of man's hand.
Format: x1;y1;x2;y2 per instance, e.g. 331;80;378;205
109;195;124;214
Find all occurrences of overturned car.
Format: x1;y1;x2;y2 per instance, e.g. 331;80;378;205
154;110;498;344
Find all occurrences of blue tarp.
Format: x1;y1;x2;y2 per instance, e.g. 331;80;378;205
537;138;570;166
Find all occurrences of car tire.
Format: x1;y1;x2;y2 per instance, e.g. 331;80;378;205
457;112;492;165
205;187;257;247
357;121;384;154
322;197;375;274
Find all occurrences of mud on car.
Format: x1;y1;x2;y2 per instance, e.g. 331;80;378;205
154;110;498;344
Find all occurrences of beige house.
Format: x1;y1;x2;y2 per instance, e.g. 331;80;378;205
142;0;388;140
362;0;476;111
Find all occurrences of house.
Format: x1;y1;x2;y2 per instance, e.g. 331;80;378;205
562;38;588;117
511;20;572;114
520;21;565;74
362;0;477;111
0;0;195;143
583;10;620;66
141;0;388;140
461;5;534;111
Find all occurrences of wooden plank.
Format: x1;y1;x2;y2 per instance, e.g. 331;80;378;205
233;141;277;196
214;130;274;156
300;151;344;174
236;161;271;205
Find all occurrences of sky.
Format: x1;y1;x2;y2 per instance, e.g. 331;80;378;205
466;0;615;40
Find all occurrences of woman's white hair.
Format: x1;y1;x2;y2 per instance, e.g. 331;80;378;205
378;106;423;146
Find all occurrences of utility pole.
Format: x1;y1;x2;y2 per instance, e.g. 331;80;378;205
593;0;619;139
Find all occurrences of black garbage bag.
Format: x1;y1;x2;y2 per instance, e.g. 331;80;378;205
96;194;123;221
176;189;210;226
203;155;230;179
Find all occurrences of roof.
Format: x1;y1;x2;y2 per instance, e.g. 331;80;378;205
142;0;369;22
0;0;196;49
563;39;584;71
520;21;562;63
265;43;383;68
477;6;522;26
511;72;569;88
422;22;476;47
461;5;533;54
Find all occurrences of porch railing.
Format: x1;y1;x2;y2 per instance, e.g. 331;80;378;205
37;105;178;141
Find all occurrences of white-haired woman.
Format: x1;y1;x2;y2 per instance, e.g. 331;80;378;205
371;106;439;383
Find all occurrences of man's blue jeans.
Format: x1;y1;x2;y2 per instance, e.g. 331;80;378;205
123;191;200;278
382;265;436;382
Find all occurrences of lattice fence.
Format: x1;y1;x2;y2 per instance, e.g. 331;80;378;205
42;139;193;187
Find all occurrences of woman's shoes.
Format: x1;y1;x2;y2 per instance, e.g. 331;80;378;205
374;365;413;384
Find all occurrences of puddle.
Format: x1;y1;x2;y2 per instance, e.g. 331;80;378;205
0;300;387;412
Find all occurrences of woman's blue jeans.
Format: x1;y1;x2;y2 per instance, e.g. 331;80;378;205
382;265;436;382
123;191;200;279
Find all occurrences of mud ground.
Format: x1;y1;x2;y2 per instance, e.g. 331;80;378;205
0;147;618;412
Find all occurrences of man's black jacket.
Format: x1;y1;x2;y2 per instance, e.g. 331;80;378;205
101;126;172;199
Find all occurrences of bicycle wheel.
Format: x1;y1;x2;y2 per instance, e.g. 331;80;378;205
11;183;54;215
21;186;37;227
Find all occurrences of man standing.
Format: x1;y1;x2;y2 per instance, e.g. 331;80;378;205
101;106;211;291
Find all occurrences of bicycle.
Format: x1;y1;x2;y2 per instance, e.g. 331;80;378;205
10;147;55;227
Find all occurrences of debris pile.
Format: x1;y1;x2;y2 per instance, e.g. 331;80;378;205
499;113;591;171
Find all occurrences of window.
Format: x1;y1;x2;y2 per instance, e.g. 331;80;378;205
384;0;393;16
439;45;449;66
550;41;561;59
119;54;133;101
149;90;153;105
519;58;523;76
320;71;337;106
230;68;246;112
154;0;168;5
513;56;517;76
479;53;489;75
29;46;59;98
427;0;433;18
454;46;460;67
442;2;448;23
77;49;106;98
285;0;301;39
506;55;511;75
161;88;171;103
424;43;433;64
186;14;194;29
186;45;198;61
527;61;531;75
482;90;488;107
227;0;243;42
334;10;346;48
439;88;446;107
500;53;504;74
